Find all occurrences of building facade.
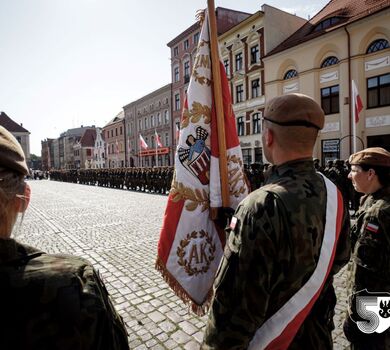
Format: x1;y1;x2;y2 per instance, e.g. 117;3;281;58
124;84;172;167
73;128;97;169
103;112;126;168
218;5;306;165
264;0;390;163
92;127;105;169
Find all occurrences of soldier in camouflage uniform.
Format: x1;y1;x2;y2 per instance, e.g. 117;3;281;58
343;147;390;350
202;94;350;349
0;126;129;350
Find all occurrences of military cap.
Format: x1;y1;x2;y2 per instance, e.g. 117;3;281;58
349;147;390;168
264;93;324;130
0;125;29;175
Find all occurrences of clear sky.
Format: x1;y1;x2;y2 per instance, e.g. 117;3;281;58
0;0;329;155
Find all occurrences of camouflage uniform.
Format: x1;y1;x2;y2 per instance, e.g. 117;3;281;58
344;186;390;349
202;159;350;349
0;239;129;350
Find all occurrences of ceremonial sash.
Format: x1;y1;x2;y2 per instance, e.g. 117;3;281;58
248;174;344;350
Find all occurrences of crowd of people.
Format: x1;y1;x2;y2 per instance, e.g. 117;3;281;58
0;92;389;349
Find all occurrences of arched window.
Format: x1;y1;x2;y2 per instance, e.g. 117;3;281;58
321;56;339;68
283;69;298;80
366;39;390;54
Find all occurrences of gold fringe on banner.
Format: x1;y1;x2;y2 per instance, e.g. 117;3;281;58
155;256;213;316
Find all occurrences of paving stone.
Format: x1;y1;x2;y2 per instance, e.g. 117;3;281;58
22;181;351;349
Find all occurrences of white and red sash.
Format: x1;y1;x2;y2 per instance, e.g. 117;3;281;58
248;174;344;350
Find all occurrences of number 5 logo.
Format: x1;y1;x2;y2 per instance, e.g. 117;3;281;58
354;292;390;334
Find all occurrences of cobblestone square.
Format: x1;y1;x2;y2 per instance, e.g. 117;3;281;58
18;180;350;349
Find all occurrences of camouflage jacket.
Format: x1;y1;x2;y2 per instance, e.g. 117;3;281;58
0;239;129;350
202;159;351;350
344;186;390;345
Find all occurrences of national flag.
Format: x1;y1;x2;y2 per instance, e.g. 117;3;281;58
155;130;163;148
175;123;180;141
115;139;119;155
366;222;379;233
155;10;249;315
139;134;148;150
352;80;363;123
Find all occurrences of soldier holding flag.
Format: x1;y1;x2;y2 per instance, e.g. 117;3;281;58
202;94;351;349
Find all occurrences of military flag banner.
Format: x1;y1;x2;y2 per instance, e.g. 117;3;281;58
155;8;249;315
351;80;364;153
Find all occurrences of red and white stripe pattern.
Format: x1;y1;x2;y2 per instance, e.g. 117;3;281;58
156;11;248;314
248;174;344;350
139;134;148;150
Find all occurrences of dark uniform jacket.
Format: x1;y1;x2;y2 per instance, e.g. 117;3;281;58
0;239;129;350
202;159;351;349
344;186;390;348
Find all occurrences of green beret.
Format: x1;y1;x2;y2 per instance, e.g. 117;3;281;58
0;125;29;175
349;147;390;168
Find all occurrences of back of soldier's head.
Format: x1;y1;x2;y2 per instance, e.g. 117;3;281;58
264;93;324;152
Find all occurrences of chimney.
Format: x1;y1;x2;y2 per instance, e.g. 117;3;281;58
20;123;23;126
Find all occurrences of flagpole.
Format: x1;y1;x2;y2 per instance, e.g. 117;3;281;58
155;130;158;167
207;0;229;208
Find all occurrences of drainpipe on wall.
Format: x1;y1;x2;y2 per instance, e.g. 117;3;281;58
344;26;352;155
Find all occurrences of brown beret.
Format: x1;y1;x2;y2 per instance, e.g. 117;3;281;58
349;147;390;168
264;93;324;130
0;125;29;175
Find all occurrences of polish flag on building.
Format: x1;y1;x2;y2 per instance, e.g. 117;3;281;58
352;80;363;123
156;10;249;315
139;134;148;150
155;130;163;147
175;123;180;142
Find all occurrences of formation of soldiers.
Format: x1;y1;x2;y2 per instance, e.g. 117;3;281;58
48;159;360;210
49;167;174;194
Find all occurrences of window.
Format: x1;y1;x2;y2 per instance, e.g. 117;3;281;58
175;93;180;111
157;113;161;125
321;85;339;114
321;56;339;68
120;126;122;135
250;45;260;64
235;52;243;71
366;39;389;54
144;117;148;129
314;17;343;32
107;131;109;139
115;128;118;136
184;39;189;50
284;69;298;80
184;61;190;83
236;84;244;103
242;149;252;165
251;79;260;98
174;67;179;82
111;130;113;137
194;32;200;45
224;59;229;76
237;116;244;136
151;115;155;128
252;113;261;134
165;133;169;146
173;46;178;56
164;110;169;123
151;136;155;148
138;120;142;130
254;147;262;163
367;73;390;108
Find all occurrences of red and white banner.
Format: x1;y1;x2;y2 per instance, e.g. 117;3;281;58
155;130;163;148
156;12;249;314
352;79;363;123
248;174;344;350
139;134;148;150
